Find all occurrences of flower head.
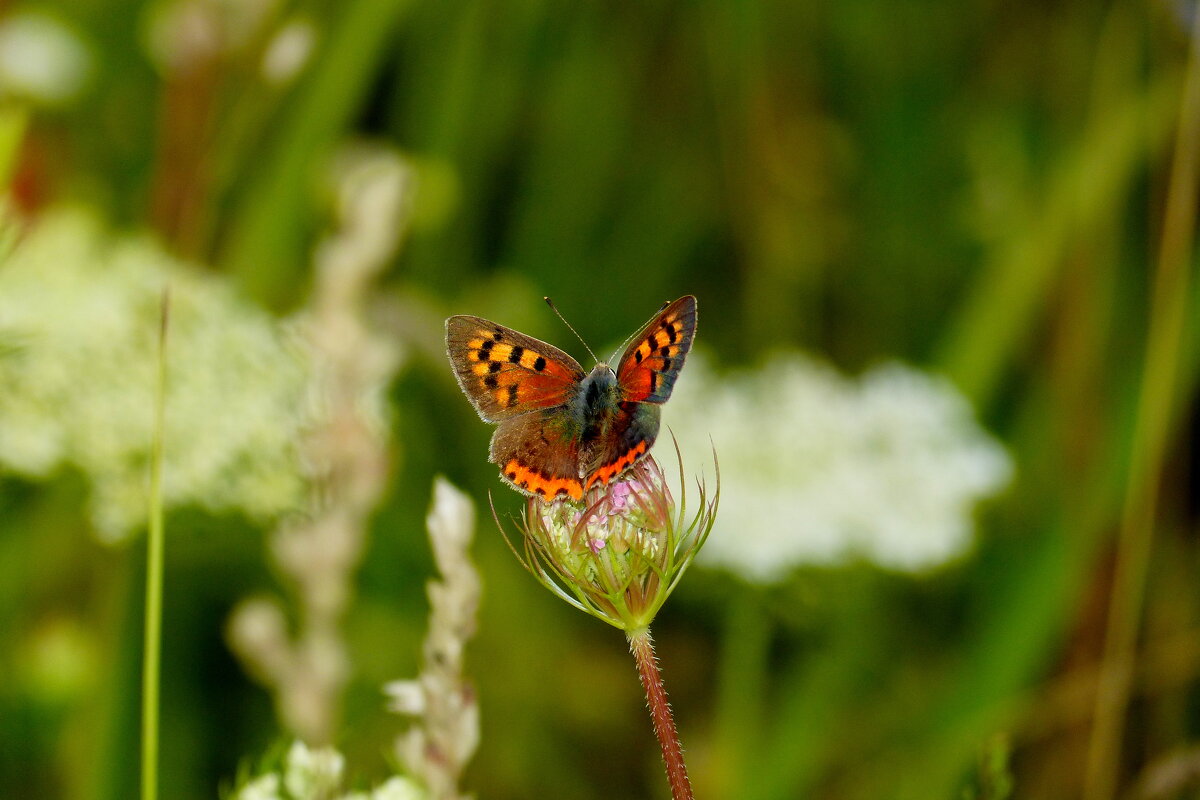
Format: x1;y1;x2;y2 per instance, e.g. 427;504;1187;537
664;352;1012;580
0;208;313;541
499;448;718;631
283;740;345;799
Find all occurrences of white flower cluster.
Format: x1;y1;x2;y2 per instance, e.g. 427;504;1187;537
234;741;427;800
0;208;312;541
664;352;1012;580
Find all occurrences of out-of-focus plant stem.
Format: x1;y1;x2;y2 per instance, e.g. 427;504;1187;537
935;74;1180;408
628;627;693;800
1083;7;1200;799
221;0;412;309
140;290;169;800
227;146;407;744
389;478;480;800
879;13;1187;798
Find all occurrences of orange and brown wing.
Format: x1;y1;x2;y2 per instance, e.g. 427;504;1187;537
446;315;585;421
615;295;697;404
491;413;585;501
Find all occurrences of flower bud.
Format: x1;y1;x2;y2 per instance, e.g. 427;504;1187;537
503;448;718;631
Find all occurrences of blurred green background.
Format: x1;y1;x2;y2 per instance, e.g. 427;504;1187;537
2;0;1199;798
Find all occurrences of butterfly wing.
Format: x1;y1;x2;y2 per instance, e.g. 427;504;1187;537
446;315;585;421
491;413;586;500
615;295;697;405
446;314;588;499
580;295;697;490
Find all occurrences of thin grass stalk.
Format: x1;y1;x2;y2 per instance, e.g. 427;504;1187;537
140;289;170;800
1083;9;1200;799
628;627;694;800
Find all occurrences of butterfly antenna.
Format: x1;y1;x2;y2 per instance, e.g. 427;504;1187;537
544;297;600;363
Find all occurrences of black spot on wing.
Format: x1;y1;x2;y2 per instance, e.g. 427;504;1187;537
534;356;546;372
509;345;525;364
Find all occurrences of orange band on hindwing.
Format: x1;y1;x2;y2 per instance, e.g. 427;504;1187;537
584;440;649;490
503;459;584;501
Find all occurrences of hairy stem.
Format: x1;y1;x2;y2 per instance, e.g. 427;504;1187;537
627;627;694;800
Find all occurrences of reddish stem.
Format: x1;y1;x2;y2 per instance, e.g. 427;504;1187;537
627;627;694;800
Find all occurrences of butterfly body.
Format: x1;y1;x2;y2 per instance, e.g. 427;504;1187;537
446;296;696;501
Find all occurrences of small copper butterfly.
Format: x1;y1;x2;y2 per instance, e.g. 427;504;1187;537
446;295;697;502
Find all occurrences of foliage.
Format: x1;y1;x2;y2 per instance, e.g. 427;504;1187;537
2;1;1198;799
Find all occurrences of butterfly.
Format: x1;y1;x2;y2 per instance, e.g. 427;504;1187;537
446;295;697;502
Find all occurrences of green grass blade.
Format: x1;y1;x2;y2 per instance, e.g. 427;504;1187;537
140;290;169;800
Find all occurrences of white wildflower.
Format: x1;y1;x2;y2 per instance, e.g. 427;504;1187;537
383;679;425;717
0;208;311;541
665;352;1012;580
0;12;90;105
261;17;316;86
234;773;283;800
389;478;479;800
231;743;429;800
369;777;429;800
284;740;345;799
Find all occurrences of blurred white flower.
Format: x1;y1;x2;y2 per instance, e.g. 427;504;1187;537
369;777;428;800
143;0;282;72
284;740;345;798
384;679;425;716
261;17;316;86
664;352;1012;580
0;208;312;541
233;742;429;800
234;773;282;800
0;12;91;105
387;477;479;800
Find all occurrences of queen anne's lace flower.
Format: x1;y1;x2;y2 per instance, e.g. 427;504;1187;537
0;208;312;540
665;353;1012;580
